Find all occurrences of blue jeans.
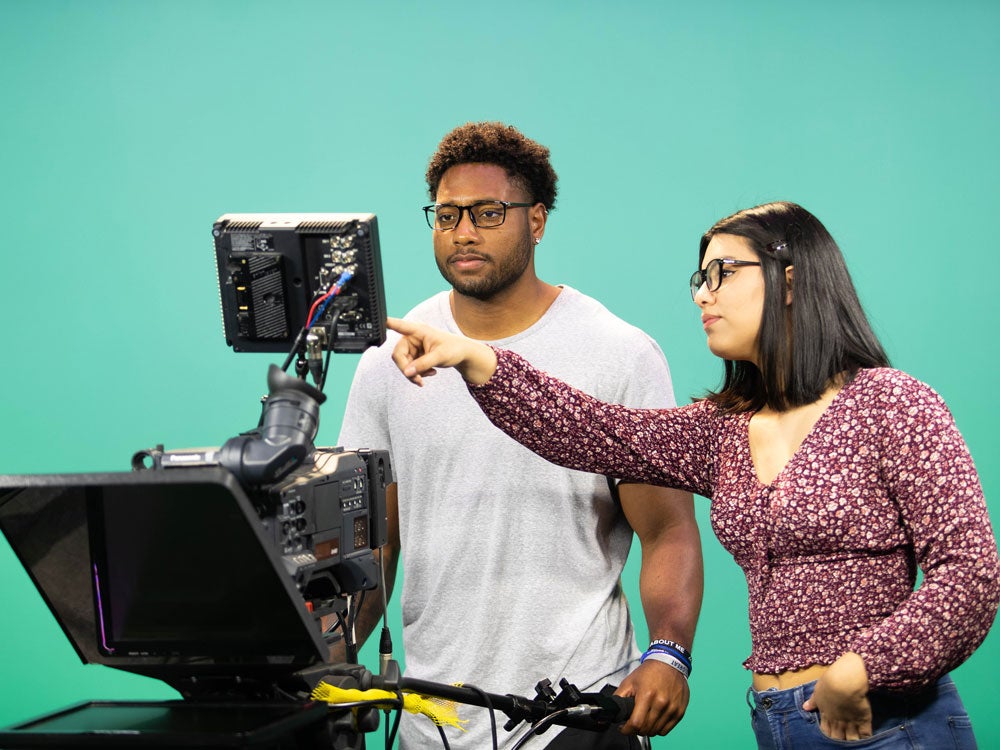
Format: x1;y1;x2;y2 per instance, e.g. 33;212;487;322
747;675;977;749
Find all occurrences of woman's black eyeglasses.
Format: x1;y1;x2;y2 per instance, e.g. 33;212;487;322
689;258;762;300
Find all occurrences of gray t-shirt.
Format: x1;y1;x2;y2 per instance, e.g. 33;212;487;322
338;286;676;749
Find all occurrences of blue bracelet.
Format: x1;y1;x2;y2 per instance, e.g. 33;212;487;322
650;639;692;660
647;641;691;657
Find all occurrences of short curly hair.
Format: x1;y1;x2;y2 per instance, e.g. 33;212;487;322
425;122;558;210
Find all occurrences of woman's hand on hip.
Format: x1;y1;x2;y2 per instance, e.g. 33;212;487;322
802;651;872;740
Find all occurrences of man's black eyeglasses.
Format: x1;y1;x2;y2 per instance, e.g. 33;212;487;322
689;258;762;299
423;201;534;231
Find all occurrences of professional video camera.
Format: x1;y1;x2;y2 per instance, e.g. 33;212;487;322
0;214;393;748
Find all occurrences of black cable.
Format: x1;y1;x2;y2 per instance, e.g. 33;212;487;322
316;306;342;389
333;608;357;664
312;690;406;749
280;282;337;374
313;689;404;749
374;548;394;744
436;723;452;750
509;708;573;750
464;684;498;750
334;609;348;637
353;589;367;623
319;597;345;644
385;690;403;749
378;549;391;631
319;343;334;390
280;325;310;373
320;605;344;647
376;545;393;678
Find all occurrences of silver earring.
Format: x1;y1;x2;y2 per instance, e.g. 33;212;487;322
534;238;540;245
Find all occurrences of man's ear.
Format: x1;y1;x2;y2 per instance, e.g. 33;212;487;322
785;265;794;305
530;203;547;245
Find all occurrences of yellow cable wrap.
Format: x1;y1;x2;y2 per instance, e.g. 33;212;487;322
310;682;468;731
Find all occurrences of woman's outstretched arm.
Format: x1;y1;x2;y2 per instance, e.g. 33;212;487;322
386;317;717;495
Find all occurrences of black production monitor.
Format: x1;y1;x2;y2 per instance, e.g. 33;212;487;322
213;213;387;354
0;469;330;688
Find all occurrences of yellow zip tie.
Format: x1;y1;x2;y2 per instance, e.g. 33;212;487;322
311;682;468;731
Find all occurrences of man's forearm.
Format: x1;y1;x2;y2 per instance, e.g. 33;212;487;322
639;518;703;648
618;484;703;649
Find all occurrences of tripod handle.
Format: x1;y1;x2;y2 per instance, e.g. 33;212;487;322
603;694;634;724
585;684;634;726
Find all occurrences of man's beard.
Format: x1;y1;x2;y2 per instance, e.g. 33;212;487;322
436;234;533;301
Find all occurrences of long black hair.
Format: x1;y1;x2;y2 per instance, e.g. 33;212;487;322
701;201;889;413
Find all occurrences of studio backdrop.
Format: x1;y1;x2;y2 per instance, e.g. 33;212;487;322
1;1;997;747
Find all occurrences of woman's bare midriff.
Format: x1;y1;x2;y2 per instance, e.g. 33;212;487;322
753;664;830;691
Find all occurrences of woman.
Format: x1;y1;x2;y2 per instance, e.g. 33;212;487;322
386;201;1000;748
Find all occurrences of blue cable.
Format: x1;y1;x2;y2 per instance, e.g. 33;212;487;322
308;270;354;327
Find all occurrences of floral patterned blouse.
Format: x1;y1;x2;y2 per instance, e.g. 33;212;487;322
469;349;1000;692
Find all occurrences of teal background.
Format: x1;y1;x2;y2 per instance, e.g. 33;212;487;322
1;0;997;746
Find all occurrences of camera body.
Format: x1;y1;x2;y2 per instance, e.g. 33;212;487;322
130;360;392;611
252;447;391;603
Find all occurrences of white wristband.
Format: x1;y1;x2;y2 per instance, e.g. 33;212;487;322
641;651;690;679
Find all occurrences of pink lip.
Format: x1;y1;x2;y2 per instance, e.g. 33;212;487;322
450;253;488;271
701;315;720;331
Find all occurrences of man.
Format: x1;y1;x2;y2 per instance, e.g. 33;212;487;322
337;122;703;749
